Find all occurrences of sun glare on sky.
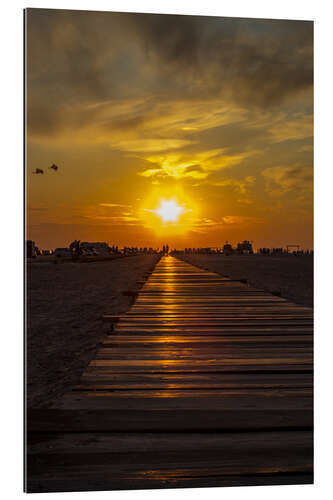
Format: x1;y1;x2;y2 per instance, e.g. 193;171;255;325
155;199;184;223
141;190;197;238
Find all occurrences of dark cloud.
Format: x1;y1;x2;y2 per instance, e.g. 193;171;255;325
102;115;146;132
262;164;313;194
133;14;205;68
27;104;62;137
186;121;271;155
26;9;138;136
26;9;118;102
134;14;313;107
26;9;313;139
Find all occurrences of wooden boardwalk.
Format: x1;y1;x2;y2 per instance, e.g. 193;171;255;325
26;255;313;492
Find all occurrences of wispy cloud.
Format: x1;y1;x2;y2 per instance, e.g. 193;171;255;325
99;203;132;208
262;165;313;195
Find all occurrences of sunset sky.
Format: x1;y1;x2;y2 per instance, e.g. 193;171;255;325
26;9;313;250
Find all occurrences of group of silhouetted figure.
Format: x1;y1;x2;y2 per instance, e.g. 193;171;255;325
171;247;313;257
258;248;313;256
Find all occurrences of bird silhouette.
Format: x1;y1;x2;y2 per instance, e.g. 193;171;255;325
32;168;44;174
50;164;59;171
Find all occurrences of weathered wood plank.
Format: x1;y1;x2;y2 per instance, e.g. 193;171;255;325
102;334;313;343
78;373;313;392
27;408;313;432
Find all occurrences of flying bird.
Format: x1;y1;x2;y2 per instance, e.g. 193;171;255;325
32;168;44;174
50;163;59;171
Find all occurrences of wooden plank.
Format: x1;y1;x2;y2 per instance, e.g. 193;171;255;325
119;313;313;318
79;372;313;389
58;389;312;410
103;335;313;344
26;473;313;493
27;408;313;432
94;349;312;361
116;321;313;328
88;358;312;368
110;328;313;336
124;303;312;309
27;429;313;455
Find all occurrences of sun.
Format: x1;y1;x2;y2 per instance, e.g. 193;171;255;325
155;199;184;223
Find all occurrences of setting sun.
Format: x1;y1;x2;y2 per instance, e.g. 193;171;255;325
155;199;184;223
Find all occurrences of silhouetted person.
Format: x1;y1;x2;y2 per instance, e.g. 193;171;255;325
70;240;81;260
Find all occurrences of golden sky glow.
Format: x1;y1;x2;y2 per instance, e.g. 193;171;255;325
26;9;313;250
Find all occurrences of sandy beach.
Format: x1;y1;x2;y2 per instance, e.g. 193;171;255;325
26;255;160;408
180;254;313;308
